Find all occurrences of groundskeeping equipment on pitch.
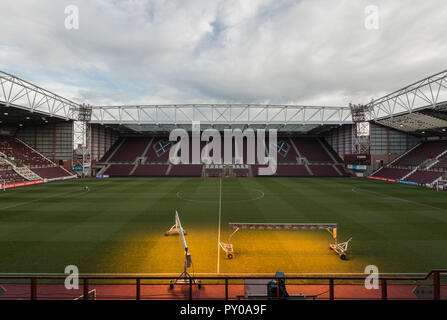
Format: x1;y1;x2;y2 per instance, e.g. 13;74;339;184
167;211;201;289
218;227;240;259
165;210;187;236
227;223;352;260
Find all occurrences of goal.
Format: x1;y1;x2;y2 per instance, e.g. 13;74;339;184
221;223;352;260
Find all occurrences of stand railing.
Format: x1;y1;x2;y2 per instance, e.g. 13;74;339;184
0;269;445;300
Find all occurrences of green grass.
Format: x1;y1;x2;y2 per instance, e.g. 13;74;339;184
0;177;447;276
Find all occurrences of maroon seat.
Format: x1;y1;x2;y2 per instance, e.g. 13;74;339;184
0;169;26;184
372;168;412;180
394;141;447;167
0;136;53;167
104;164;134;176
252;165;310;177
292;138;334;163
433;153;447;169
99;138;124;162
308;165;339;176
277;139;298;164
169;165;202;177
32;167;72;179
133;164;168;176
109;138;151;163
404;170;443;184
146;139;172;164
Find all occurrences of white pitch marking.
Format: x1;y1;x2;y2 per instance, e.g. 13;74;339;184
0;189;83;211
352;186;446;211
217;178;222;274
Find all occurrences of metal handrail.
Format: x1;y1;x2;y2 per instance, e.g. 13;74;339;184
0;269;445;300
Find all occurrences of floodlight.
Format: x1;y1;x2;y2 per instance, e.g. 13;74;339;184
167;210;201;289
175;211;188;252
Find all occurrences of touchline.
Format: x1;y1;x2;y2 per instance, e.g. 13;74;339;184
169;121;277;175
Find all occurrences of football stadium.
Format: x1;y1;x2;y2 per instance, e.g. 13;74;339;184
1;69;447;301
0;0;447;305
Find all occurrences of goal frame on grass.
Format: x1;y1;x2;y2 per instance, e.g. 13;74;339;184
224;223;352;260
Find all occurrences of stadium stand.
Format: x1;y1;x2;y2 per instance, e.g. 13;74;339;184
404;170;444;184
335;165;349;176
132;164;168;176
277;139;298;163
104;164;134;176
31;167;73;179
371;168;412;180
370;140;447;184
169;164;202;177
146;139;172;164
431;152;447;170
253;165;310;177
204;164;223;177
233;165;249;177
308;165;340;177
0;135;75;182
99;138;125;162
393;141;447;167
0;157;12;170
320;139;344;163
95;136;348;178
108;137;151;163
0;169;25;184
0;136;52;167
292;138;334;163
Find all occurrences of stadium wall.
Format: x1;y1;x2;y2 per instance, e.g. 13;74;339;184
324;124;353;159
89;124;120;161
324;123;420;166
16;122;73;162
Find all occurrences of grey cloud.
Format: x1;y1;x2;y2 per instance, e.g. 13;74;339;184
0;0;446;107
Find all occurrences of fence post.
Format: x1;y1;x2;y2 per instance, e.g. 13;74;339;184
136;278;141;300
277;277;280;300
329;279;334;300
225;278;228;300
381;279;387;300
433;271;440;300
30;278;37;300
83;278;89;301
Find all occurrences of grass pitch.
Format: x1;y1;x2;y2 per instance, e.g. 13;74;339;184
0;177;447;275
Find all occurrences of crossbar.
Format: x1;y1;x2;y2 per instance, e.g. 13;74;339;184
229;223;337;230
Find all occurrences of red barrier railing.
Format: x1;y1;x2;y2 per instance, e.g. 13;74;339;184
1;270;445;300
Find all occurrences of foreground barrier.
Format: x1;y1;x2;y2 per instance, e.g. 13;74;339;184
0;270;445;300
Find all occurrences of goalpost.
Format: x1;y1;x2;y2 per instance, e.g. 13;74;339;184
219;223;352;260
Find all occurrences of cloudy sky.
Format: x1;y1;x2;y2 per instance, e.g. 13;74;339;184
0;0;446;107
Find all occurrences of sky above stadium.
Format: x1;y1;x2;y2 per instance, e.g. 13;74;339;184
0;0;446;107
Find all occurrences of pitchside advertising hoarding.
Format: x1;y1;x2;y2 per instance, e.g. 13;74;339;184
347;164;367;170
1;179;45;190
1;176;77;190
367;176;421;187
